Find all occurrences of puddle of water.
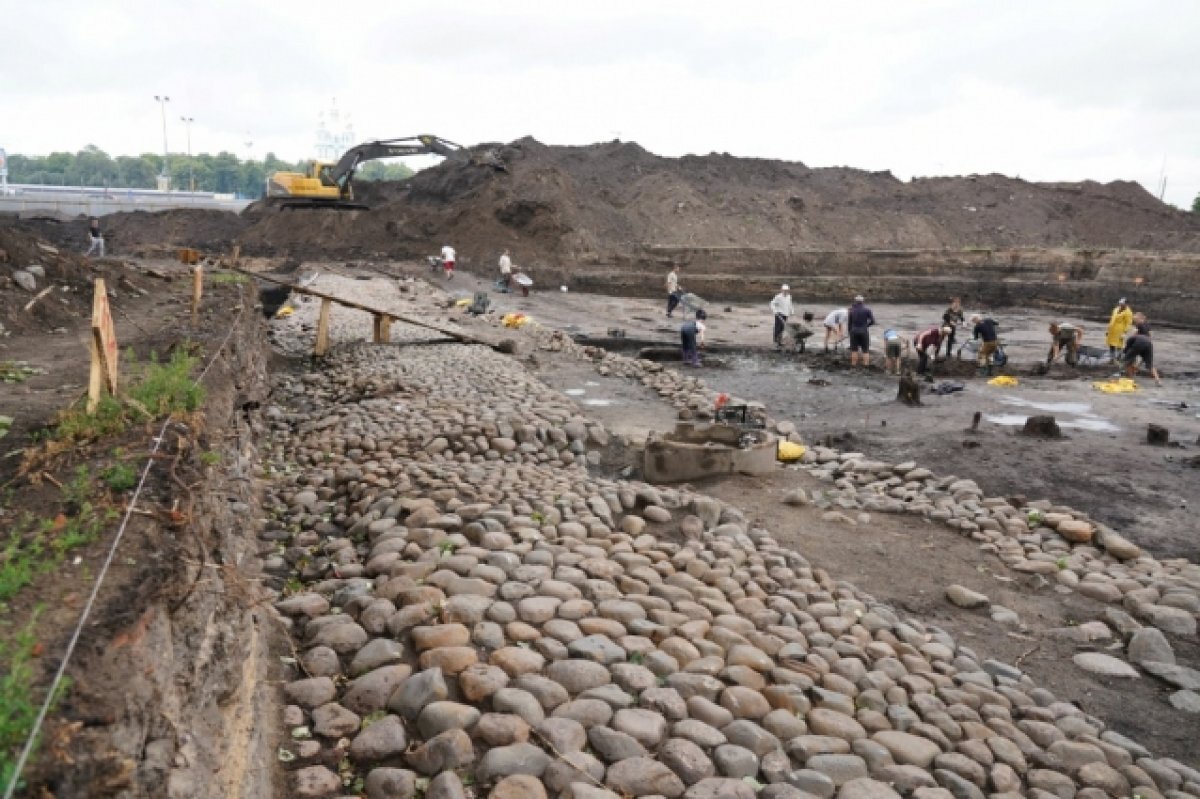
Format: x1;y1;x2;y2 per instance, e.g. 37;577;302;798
564;388;586;396
984;414;1027;426
998;397;1092;414
984;413;1120;433
585;381;600;387
583;398;617;407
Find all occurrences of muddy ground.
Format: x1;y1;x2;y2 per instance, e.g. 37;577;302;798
436;268;1199;563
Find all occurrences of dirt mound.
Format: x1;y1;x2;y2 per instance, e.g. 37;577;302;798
51;138;1200;266
234;137;1200;263
101;207;248;255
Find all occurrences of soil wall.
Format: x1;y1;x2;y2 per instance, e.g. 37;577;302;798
38;287;280;799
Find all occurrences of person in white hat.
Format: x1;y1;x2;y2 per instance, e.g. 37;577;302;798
770;284;794;349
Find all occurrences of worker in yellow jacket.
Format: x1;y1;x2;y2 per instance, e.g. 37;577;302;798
1105;298;1133;361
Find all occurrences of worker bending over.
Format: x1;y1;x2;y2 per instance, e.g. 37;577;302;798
913;325;947;376
680;309;707;367
971;315;1000;376
1123;331;1162;386
882;328;910;375
1047;322;1083;365
823;307;847;351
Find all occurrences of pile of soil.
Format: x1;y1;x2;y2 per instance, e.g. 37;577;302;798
0;225;112;335
235;138;1200;263
14;137;1200;266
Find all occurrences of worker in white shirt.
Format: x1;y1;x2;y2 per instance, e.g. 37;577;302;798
498;249;513;292
440;244;456;278
666;265;682;317
770;285;794;348
823;307;848;351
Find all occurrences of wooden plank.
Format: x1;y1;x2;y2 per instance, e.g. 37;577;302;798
88;279;119;412
236;267;491;347
315;298;332;357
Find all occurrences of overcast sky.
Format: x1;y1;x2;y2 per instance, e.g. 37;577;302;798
2;0;1197;207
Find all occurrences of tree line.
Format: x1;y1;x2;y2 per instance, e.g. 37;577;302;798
4;145;414;197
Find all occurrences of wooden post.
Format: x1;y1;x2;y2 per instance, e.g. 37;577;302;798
314;298;332;356
191;264;203;321
373;314;392;343
88;279;120;413
231;245;241;266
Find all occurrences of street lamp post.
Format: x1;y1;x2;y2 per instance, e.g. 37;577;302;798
180;116;195;192
153;94;170;190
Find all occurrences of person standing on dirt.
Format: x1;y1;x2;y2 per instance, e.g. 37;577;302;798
85;217;105;257
440;244;456;279
823;307;847;351
847;295;875;367
970;314;1000;376
913;325;946;376
770;285;793;349
941;297;965;357
498;249;513;292
882;328;909;375
1105;298;1133;361
680;308;707;367
666;265;682;317
1123;331;1162;386
1047;322;1083;365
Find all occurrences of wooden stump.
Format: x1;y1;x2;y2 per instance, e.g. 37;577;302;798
1022;415;1061;438
897;373;922;406
373;314;392;343
1147;424;1169;446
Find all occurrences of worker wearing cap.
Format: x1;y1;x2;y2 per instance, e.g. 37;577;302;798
1105;298;1133;362
770;285;794;349
847;295;875;367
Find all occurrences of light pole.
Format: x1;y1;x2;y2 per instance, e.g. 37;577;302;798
153;94;170;190
180;116;195;192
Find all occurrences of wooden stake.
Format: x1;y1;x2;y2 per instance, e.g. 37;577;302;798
373;314;392;343
315;298;332;356
191;264;203;321
231;244;241;266
87;279;119;413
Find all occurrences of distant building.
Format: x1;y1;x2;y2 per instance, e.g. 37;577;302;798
315;100;355;162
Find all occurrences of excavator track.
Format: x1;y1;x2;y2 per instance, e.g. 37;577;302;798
274;198;370;211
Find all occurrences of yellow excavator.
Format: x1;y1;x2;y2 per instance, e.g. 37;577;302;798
266;134;462;209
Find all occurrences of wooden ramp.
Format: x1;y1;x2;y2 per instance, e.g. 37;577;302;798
237;269;493;356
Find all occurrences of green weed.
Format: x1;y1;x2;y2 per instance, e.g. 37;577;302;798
0;362;44;384
0;526;45;607
0;611;70;791
50;349;205;444
199;451;220;466
207;271;248;285
100;463;138;493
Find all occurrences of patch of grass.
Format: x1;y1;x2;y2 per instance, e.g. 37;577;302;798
198;450;220;466
48;349;205;446
207;271;248;285
0;611;70;791
0;524;45;607
0;362;44;384
100;463;138;493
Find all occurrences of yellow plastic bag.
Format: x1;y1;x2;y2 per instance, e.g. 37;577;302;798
1093;378;1137;393
274;305;294;318
455;298;472;308
777;441;806;462
987;376;1019;387
502;312;530;329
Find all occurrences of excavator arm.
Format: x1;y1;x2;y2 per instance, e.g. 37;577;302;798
329;134;462;196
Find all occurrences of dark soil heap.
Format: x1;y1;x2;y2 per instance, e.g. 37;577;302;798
16;138;1200;264
235;137;1200;262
